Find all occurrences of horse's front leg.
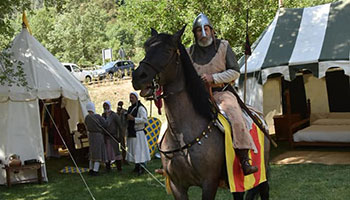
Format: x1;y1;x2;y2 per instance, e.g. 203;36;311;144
170;180;189;200
201;179;220;200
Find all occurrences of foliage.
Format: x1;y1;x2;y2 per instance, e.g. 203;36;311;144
0;0;337;86
0;0;31;87
0;51;27;87
0;0;31;49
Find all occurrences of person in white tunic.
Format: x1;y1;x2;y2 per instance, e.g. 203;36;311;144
126;92;151;175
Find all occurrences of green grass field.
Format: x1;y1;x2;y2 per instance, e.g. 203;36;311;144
1;145;350;200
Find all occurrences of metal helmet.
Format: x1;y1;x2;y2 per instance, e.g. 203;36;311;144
192;13;213;37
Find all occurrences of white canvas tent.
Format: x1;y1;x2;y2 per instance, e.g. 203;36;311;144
239;0;350;132
0;28;90;185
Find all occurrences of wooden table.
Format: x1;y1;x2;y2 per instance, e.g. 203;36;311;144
2;163;43;187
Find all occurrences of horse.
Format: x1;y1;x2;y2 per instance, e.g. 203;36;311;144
132;26;270;200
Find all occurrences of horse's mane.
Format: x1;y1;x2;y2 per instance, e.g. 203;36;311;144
178;43;213;120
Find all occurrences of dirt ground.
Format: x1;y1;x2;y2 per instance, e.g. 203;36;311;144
85;78;165;121
271;150;350;165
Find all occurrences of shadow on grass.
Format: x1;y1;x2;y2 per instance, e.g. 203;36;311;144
1;142;349;200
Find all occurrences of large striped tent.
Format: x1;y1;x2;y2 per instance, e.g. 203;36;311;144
239;0;350;132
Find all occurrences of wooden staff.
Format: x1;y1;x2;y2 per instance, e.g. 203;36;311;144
230;86;278;147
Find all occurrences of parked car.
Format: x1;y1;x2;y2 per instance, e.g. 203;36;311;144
91;65;107;80
101;60;135;78
62;63;93;82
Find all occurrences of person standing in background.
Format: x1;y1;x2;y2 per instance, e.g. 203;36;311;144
102;101;123;172
126;92;151;175
116;101;128;165
85;102;107;176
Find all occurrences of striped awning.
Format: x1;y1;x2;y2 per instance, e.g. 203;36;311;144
240;0;350;84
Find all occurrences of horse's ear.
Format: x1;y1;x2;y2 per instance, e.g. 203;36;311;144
151;28;158;37
173;25;186;43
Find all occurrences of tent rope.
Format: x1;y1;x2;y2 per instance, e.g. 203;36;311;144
42;101;96;200
87;112;165;188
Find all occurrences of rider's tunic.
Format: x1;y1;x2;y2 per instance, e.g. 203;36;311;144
188;40;254;149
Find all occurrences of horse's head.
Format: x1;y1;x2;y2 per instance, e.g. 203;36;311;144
132;26;186;97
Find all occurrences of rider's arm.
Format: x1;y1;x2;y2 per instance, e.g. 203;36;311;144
212;45;240;84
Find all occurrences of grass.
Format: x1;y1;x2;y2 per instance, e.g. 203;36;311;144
0;157;232;200
1;80;350;199
1;145;350;200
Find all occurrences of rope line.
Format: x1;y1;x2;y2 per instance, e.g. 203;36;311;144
87;111;165;188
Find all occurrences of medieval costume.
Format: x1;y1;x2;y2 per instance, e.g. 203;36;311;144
102;101;123;171
85;102;107;175
126;92;151;175
116;101;129;164
187;13;257;175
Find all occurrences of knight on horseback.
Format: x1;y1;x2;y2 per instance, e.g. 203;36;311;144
187;13;258;176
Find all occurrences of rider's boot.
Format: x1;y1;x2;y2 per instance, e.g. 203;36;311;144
235;149;258;176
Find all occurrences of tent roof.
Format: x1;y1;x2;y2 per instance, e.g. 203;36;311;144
0;28;89;102
241;0;350;84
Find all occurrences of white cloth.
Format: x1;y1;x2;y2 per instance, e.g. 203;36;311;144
130;91;139;99
134;105;148;131
213;69;240;84
103;100;112;111
86;102;96;113
126;131;151;163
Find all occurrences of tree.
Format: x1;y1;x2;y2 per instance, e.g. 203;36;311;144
0;0;31;87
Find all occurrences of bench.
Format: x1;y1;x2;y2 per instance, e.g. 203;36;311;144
2;163;43;187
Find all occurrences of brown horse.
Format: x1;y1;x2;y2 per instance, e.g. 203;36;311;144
132;26;270;200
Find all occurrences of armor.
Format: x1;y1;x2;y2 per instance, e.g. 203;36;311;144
192;13;212;37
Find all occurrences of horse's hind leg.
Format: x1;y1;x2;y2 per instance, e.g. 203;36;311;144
245;181;269;200
170;181;189;200
258;181;269;200
232;192;244;200
245;187;258;200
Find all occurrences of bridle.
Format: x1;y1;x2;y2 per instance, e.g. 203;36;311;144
139;44;182;100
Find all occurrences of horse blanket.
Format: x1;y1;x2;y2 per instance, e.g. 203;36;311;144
218;113;267;192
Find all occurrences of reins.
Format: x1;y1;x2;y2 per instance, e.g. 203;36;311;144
142;48;183;101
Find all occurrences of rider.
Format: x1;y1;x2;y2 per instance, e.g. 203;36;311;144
187;13;258;176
